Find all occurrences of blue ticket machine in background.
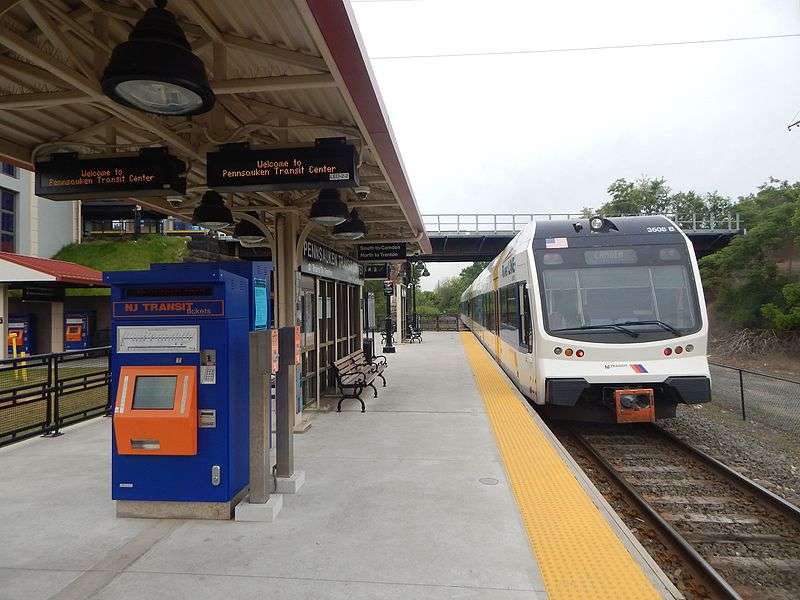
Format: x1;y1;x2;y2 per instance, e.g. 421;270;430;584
64;311;92;350
8;315;35;356
105;263;260;518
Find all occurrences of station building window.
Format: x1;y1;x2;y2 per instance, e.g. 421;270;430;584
1;162;17;178
1;187;16;252
299;240;364;408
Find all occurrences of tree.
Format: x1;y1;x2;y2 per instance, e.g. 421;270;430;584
432;262;488;314
699;179;800;328
601;177;672;215
589;177;733;222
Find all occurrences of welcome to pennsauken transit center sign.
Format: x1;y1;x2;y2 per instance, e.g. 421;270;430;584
206;138;358;192
34;148;187;200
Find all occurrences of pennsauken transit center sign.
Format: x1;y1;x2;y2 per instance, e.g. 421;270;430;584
207;138;358;191
34;148;187;201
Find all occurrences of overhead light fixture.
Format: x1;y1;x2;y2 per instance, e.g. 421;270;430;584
192;191;233;231
332;209;367;240
101;0;215;116
233;213;267;245
310;188;348;226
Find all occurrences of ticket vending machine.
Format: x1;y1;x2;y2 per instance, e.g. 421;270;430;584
64;311;92;350
8;315;35;356
105;263;254;519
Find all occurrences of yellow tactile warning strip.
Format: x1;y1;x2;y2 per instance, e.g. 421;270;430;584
461;332;660;600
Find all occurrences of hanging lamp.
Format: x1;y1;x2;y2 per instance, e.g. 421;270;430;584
309;188;349;226
192;191;233;231
101;0;215;116
332;209;367;240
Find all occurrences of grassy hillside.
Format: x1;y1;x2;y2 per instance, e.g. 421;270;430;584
53;236;189;295
54;235;189;272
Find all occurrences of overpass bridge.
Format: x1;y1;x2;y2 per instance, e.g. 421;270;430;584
419;213;742;262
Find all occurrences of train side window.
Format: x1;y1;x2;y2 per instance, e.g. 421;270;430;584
520;284;532;353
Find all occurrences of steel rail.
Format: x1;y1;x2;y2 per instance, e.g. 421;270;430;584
654;425;800;523
568;428;742;600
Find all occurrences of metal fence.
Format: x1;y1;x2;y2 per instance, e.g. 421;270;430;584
710;363;800;435
422;213;742;235
0;347;110;447
418;314;461;331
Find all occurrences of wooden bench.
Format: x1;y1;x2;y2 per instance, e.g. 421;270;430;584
333;349;388;413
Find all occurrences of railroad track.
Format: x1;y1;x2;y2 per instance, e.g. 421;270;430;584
561;423;800;600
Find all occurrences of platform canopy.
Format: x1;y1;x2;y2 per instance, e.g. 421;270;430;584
0;251;103;286
0;0;430;254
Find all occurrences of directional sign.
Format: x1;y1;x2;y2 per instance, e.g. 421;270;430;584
206;138;358;191
34;148;186;200
363;263;389;280
357;243;406;262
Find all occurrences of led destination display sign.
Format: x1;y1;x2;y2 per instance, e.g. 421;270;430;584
357;243;406;262
34;148;187;201
206;138;358;191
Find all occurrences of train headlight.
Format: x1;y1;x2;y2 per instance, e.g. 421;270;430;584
589;217;605;231
675;346;684;354
685;344;694;352
564;348;574;357
553;347;563;355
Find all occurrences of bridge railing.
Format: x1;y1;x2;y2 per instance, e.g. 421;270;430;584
422;213;742;235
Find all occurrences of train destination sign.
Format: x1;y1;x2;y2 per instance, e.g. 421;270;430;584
34;148;187;201
206;138;358;191
357;243;407;262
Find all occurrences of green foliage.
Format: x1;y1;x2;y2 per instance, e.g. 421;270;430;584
698;179;800;328
54;235;189;296
589;176;732;219
432;262;488;314
55;235;188;272
761;283;800;330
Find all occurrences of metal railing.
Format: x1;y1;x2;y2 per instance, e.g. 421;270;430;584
709;362;800;435
418;314;461;331
0;347;110;447
422;213;742;235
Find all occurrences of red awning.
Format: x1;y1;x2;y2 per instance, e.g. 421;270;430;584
0;252;104;286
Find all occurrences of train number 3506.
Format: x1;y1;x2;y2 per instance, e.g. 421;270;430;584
646;226;676;233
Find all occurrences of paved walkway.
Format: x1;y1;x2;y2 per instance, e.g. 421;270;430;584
0;332;546;600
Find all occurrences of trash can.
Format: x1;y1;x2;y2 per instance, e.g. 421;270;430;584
363;337;374;363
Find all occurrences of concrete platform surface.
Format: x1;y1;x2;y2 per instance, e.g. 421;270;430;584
0;332;546;600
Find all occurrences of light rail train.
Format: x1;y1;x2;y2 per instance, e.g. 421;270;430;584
459;216;711;422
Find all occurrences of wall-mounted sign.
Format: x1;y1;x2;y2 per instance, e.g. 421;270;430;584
357;243;406;262
34;148;186;200
300;239;362;285
383;280;394;295
363;263;389;280
270;329;280;374
206;138;358;192
112;300;224;318
21;286;66;302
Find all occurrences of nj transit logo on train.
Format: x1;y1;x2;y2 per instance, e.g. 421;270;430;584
604;363;649;373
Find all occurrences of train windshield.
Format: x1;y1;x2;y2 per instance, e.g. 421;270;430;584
536;245;701;343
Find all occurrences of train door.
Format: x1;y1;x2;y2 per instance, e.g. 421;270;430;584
518;284;536;396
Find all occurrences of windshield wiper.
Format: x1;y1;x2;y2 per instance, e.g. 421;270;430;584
614;320;682;336
551;324;639;338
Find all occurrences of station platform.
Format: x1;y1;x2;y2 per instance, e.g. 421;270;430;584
0;332;678;600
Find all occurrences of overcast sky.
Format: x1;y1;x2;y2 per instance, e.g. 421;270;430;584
351;0;800;289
